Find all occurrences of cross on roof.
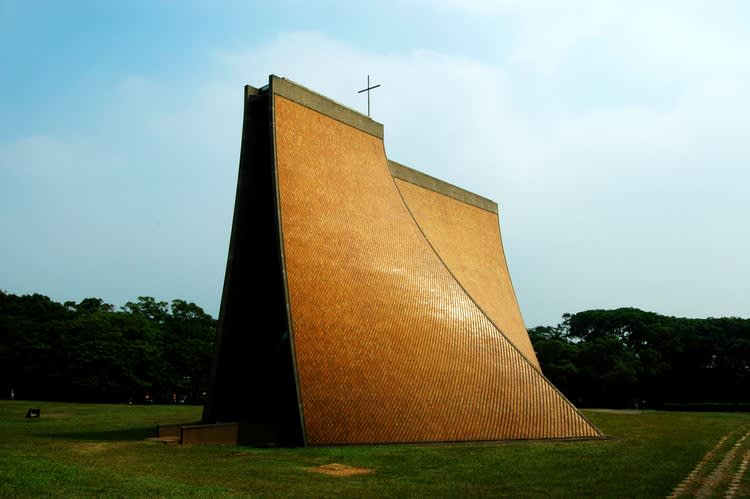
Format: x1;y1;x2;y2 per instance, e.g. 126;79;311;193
357;74;381;117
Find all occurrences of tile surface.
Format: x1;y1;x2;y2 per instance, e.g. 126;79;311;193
274;94;601;444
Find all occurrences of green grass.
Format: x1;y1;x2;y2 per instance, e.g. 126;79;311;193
1;401;749;498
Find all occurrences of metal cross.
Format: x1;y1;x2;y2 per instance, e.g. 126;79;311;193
357;74;381;117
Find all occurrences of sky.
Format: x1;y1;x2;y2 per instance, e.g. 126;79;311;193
1;1;748;327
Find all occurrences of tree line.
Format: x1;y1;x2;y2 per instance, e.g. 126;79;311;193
2;290;748;409
0;290;215;404
530;308;750;409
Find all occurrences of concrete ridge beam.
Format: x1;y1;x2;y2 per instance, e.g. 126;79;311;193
269;75;384;139
388;160;499;214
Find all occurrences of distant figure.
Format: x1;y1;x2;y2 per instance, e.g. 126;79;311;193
10;388;14;400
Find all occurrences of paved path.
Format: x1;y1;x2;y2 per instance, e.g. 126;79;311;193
667;426;750;498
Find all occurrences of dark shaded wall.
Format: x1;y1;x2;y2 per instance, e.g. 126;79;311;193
204;85;302;445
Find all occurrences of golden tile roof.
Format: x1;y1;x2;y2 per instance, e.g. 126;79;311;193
206;75;602;445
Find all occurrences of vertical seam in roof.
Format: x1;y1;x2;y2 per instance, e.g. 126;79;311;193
387;158;603;438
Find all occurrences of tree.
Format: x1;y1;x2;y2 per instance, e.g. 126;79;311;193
530;308;750;408
1;291;216;403
58;311;163;401
163;299;215;403
123;296;169;324
0;291;72;400
528;326;581;402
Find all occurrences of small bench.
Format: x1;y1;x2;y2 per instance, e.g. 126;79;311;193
25;408;41;418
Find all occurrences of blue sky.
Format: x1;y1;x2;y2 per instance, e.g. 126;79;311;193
2;1;748;326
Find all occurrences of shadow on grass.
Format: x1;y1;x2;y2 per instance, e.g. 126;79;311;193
44;426;157;441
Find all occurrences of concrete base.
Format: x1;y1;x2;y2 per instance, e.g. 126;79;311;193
156;421;239;446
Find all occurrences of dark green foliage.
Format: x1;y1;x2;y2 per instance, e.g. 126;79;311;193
3;289;747;410
0;290;215;404
529;308;750;408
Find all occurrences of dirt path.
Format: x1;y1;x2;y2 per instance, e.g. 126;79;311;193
667;427;750;498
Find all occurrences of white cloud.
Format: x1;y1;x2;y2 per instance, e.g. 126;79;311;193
3;3;749;325
0;76;237;313
215;27;749;325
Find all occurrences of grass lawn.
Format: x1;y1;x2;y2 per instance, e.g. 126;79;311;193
1;401;748;498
